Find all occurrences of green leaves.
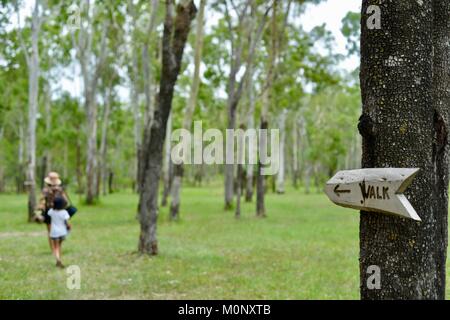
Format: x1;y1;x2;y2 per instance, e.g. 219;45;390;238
341;11;361;57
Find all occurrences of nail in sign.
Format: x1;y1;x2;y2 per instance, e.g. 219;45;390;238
324;168;421;221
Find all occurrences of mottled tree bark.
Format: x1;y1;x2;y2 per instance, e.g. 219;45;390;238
359;0;449;299
138;0;160;193
138;0;196;255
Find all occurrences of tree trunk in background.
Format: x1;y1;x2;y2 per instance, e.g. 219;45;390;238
224;105;236;210
0;165;4;193
292;113;299;188
63;138;68;179
276;109;286;194
138;0;196;255
85;92;98;204
170;163;183;218
16;115;25;194
75;125;83;194
345;133;360;170
245;59;256;202
170;0;206;219
235;163;243;218
359;0;449;299
73;1;109;204
161;111;172;206
304;164;311;194
130;47;140;193
41;91;51;189
23;1;41;221
99;86;112;196
256;119;268;217
256;2;277;217
299;115;309;193
235;125;245;218
43;86;52;183
313;164;321;193
108;171;114;194
225;1;270;210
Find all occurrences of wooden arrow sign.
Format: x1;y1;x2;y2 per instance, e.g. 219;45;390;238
324;168;421;221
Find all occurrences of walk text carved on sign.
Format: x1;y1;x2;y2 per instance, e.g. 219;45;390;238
324;168;420;221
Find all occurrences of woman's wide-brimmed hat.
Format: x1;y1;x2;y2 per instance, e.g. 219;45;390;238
44;172;62;186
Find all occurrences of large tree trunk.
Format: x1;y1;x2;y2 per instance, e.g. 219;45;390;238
137;0;159;194
138;0;196;255
169;0;206;219
359;0;449;299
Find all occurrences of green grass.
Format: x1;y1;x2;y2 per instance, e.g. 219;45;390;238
0;182;432;300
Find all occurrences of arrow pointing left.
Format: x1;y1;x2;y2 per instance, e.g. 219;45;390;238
324;168;421;221
333;184;351;196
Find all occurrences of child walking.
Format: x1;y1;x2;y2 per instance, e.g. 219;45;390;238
48;196;72;268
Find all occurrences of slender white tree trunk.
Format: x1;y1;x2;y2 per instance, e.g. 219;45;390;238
85;91;98;204
99;87;112;196
24;1;41;221
276;109;286;194
245;62;256;202
292;112;299;188
44;86;52;174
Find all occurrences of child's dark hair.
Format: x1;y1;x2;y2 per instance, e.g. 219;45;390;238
53;197;67;210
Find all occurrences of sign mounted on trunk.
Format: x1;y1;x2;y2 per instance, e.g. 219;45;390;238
324;168;421;221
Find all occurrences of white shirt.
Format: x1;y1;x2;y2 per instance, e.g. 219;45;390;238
48;209;70;238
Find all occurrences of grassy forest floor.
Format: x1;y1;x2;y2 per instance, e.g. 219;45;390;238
1;182;448;299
